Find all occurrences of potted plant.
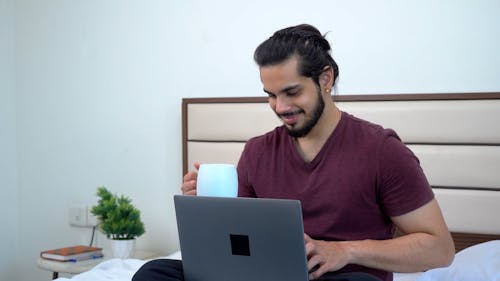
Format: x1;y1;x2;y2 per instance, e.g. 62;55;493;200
91;186;145;258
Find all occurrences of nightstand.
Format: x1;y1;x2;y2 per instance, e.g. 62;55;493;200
37;249;160;280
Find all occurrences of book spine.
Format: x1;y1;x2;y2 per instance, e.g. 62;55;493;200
67;253;104;262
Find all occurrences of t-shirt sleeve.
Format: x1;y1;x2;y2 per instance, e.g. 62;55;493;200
377;131;434;217
237;141;257;198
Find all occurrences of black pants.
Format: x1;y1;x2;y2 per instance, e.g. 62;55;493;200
132;259;383;281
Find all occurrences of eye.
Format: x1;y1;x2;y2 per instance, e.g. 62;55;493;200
267;93;276;99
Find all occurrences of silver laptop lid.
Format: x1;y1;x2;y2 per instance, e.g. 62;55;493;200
174;195;308;281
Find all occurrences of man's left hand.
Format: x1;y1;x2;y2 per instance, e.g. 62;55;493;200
304;234;351;280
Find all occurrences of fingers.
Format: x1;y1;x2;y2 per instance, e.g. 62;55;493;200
304;235;338;280
309;264;329;280
193;161;200;170
304;233;317;256
304;234;317;271
181;163;201;195
181;179;197;195
181;173;197;195
183;188;197;196
305;236;314;257
307;247;329;280
306;239;349;280
307;252;321;271
183;170;198;182
307;245;326;280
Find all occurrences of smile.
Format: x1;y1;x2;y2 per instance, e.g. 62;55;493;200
279;110;304;125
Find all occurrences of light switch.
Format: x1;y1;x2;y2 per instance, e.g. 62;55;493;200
68;205;87;227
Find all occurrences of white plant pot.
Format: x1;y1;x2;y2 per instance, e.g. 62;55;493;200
110;239;136;259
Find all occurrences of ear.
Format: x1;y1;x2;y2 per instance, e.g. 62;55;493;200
319;66;334;92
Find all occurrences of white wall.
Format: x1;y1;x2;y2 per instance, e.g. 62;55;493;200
8;0;500;280
0;0;19;280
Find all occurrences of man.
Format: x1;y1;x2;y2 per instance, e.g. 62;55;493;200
134;24;454;281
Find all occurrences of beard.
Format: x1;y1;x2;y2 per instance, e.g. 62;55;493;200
279;88;325;138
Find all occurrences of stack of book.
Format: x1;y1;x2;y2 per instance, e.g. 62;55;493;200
40;245;103;262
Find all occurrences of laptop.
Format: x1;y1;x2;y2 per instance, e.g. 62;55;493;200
174;195;309;281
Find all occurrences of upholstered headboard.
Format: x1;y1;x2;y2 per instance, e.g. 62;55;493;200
182;93;500;251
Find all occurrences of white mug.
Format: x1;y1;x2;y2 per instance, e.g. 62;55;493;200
197;163;238;197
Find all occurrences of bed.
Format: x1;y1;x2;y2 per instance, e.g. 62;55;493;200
56;93;500;281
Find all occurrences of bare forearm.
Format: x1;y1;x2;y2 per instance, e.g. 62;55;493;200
345;233;454;273
306;200;455;279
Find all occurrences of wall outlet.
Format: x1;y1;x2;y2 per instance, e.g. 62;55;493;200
68;205;98;227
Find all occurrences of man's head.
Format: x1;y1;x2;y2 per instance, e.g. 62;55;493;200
254;24;339;138
254;24;339;89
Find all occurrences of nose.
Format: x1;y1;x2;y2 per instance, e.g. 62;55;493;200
273;95;292;114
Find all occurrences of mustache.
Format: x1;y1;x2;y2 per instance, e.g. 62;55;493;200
278;109;304;118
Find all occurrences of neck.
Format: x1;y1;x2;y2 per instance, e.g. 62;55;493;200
295;100;341;162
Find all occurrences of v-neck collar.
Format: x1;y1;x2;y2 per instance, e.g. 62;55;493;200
287;111;346;169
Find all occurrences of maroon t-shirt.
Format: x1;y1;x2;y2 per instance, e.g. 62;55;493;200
237;112;434;281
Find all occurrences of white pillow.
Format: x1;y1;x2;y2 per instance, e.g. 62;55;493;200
416;240;500;281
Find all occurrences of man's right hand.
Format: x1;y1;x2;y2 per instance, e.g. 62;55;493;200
181;162;200;195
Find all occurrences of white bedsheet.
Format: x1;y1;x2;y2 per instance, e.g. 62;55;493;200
55;252;181;281
54;258;147;281
55;251;421;281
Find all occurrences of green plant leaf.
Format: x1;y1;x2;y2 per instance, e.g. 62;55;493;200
90;186;145;239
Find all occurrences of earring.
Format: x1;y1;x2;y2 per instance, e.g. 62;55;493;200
325;88;331;94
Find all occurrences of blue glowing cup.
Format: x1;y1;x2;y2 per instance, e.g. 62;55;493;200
197;163;238;197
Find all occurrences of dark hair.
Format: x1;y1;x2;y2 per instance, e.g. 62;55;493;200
254;24;339;87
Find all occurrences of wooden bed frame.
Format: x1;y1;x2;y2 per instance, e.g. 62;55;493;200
182;92;500;252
